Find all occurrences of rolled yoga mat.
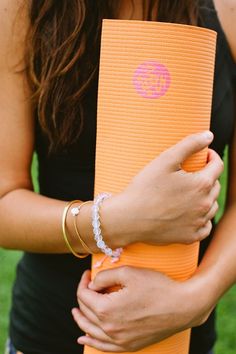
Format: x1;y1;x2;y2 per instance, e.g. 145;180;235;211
84;20;216;354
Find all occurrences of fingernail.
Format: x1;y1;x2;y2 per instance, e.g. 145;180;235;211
203;131;213;141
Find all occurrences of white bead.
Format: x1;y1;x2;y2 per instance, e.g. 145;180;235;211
92;211;98;220
92;192;123;263
93;206;99;214
93;227;100;235
106;249;113;257
97;240;105;249
95;235;102;242
92;220;100;228
71;207;80;216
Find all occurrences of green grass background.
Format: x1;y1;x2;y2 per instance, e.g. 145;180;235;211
0;154;235;353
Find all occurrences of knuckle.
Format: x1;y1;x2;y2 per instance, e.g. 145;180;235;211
200;201;211;214
214;202;219;214
165;149;175;162
215;180;221;194
219;159;224;173
195;217;207;229
195;311;211;327
115;339;137;352
159;149;173;168
191;232;202;243
118;265;132;278
207;220;213;233
189;134;199;145
200;176;213;191
184;238;194;245
102;322;117;337
197;316;207;326
198;230;207;241
93;272;103;286
183;238;193;245
183;231;199;244
126;344;139;352
189;134;205;151
96;304;108;320
196;229;206;242
115;334;130;347
77;288;82;302
198;221;212;241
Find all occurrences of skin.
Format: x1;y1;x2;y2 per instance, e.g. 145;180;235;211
0;2;222;253
74;128;236;351
0;0;228;352
72;0;236;352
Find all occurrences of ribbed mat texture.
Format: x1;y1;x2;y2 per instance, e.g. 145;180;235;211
85;20;216;354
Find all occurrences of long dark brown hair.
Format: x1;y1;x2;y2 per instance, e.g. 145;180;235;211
26;0;198;150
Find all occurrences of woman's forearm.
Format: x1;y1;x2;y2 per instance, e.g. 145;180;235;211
72;205;236;352
192;204;236;308
0;133;224;255
0;188;98;253
195;94;236;306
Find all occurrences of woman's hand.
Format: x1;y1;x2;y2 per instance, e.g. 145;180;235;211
103;131;223;247
72;268;214;352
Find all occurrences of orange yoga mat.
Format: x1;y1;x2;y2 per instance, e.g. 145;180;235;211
85;20;216;354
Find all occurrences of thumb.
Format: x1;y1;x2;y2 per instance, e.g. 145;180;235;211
89;267;128;292
165;131;213;170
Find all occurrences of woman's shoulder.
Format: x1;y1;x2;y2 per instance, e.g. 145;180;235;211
199;0;236;62
213;0;236;62
0;0;29;70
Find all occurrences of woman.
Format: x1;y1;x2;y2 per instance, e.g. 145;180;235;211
72;2;236;354
0;1;234;354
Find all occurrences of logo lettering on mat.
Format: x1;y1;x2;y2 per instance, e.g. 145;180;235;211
133;61;171;99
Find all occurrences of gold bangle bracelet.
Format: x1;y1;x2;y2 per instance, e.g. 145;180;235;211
62;200;89;259
72;201;93;255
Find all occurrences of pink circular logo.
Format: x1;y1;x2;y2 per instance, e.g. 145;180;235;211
133;61;171;99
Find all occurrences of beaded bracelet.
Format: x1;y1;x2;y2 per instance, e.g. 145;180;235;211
62;200;89;258
71;201;93;255
92;193;123;264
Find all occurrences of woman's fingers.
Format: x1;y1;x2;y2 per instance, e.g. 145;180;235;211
197;220;213;241
77;270;104;312
205;201;219;221
196;180;220;231
78;335;124;353
78;299;101;326
198;149;224;185
88;267;127;291
164;131;214;170
72;308;112;343
209;180;221;202
77;269;126;325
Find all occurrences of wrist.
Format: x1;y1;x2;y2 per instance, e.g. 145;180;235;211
70;193;136;254
101;193;138;248
181;269;220;328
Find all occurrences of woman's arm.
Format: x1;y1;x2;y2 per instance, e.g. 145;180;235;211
214;0;236;60
0;0;99;253
191;96;236;300
0;0;223;255
186;0;236;279
73;113;236;353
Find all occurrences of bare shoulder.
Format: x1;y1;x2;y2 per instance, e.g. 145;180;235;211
0;0;29;70
213;0;236;61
